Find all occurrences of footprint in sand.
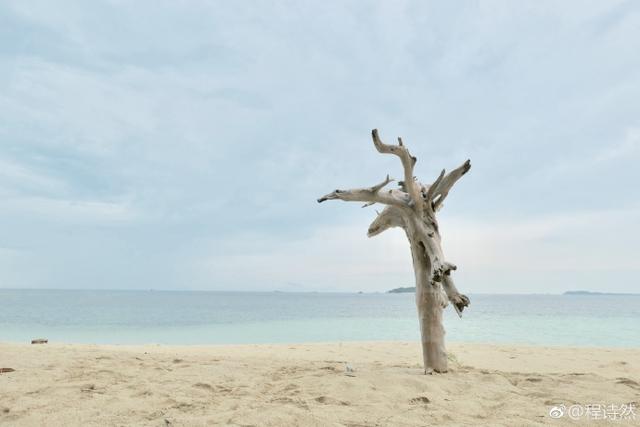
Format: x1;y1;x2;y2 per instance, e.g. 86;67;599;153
281;383;300;395
409;396;430;404
215;385;233;393
172;401;196;411
193;382;214;391
314;396;350;406
81;384;96;392
271;397;309;410
81;384;105;394
616;378;640;390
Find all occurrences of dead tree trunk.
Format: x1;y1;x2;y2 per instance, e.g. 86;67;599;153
318;129;471;373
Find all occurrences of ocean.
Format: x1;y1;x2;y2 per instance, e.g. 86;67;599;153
1;289;639;347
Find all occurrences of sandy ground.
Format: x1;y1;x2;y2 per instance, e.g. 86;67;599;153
0;342;638;426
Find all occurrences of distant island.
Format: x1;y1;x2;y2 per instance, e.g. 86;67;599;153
386;289;637;295
385;289;638;295
387;287;416;294
563;290;638;296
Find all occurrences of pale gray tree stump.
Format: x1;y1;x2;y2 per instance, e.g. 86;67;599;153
318;129;471;373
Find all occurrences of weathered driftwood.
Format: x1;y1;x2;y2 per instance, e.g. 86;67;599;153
318;129;471;373
31;338;48;344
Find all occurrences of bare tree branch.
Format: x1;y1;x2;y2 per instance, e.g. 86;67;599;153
370;174;394;193
441;264;470;318
317;175;409;207
424;169;445;205
371;129;422;212
431;159;471;210
367;205;407;237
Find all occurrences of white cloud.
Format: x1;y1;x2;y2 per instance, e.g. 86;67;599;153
443;207;640;272
595;127;640;162
193;222;414;292
0;157;66;194
0;196;136;224
0;1;639;291
188;205;640;293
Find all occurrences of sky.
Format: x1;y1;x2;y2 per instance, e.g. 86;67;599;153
0;1;639;293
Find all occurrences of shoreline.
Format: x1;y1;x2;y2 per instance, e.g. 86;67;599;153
1;341;638;426
3;339;640;349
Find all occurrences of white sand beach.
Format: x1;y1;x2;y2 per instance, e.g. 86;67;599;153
1;342;638;426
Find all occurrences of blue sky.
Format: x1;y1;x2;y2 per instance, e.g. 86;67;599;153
1;1;639;293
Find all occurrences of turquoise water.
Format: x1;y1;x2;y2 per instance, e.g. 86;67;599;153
0;290;639;347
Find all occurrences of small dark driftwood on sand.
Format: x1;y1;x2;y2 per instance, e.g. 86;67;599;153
31;338;48;344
